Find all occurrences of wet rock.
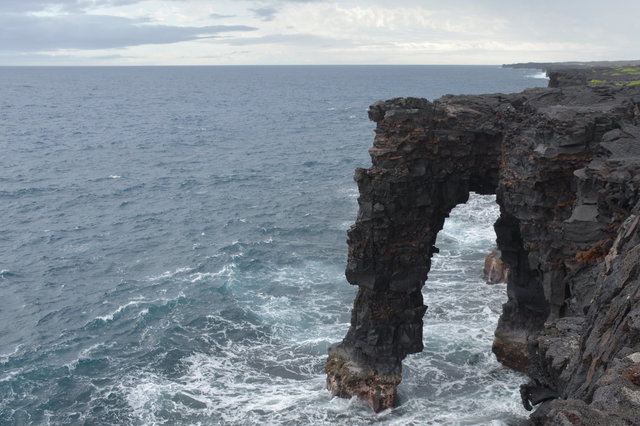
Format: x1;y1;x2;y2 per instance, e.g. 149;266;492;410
325;344;401;413
492;330;528;372
483;248;510;284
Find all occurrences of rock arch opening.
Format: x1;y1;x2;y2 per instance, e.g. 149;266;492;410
399;193;520;417
326;95;546;411
325;97;545;411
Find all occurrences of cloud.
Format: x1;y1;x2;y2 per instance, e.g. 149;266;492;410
225;33;353;48
2;0;639;65
249;6;279;21
0;51;136;64
0;0;147;13
90;54;135;60
211;13;237;19
0;14;257;51
0;0;326;14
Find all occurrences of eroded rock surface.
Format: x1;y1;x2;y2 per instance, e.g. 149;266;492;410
326;70;640;423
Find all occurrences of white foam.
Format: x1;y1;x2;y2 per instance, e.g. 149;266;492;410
118;192;518;423
115;280;359;423
62;342;115;372
527;71;549;79
147;267;193;282
0;368;23;383
189;263;236;283
0;344;22;364
121;348;334;424
94;298;146;323
337;220;353;230
108;175;122;179
79;342;107;358
338;186;359;198
434;194;499;253
399;192;529;423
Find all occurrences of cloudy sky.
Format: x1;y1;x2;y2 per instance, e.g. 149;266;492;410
1;0;638;65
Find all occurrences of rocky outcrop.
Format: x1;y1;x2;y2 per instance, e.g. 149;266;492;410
483;248;510;284
548;66;640;89
504;60;640;71
326;69;640;423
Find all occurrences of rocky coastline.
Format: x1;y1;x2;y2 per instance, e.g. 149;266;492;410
325;65;640;424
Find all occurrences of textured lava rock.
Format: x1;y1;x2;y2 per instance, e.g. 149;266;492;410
326;69;640;422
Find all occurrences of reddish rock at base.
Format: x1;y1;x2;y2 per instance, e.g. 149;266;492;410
483;248;510;284
325;353;400;412
492;331;529;372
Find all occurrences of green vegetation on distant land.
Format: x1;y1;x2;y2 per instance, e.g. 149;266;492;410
619;67;640;75
589;79;640;87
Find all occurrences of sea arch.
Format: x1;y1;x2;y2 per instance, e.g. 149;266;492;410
325;97;546;411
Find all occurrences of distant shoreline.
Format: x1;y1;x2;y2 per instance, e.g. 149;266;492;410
503;59;640;71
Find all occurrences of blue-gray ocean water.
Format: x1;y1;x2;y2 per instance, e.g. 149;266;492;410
0;66;548;425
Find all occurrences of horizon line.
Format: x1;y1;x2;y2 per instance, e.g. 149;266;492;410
0;63;517;68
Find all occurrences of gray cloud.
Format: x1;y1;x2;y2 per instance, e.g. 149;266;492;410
250;7;279;22
0;0;327;13
90;54;135;60
0;0;148;13
211;13;237;19
0;51;136;64
0;14;257;51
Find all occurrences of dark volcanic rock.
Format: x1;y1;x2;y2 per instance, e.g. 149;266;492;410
325;70;640;422
549;66;640;89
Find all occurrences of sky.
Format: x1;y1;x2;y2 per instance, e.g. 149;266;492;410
1;0;639;66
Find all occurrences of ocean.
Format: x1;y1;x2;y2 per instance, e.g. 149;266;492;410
0;66;548;425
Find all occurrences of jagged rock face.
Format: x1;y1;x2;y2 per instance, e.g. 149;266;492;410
527;209;640;425
492;86;635;373
548;70;588;88
326;79;640;423
525;113;640;425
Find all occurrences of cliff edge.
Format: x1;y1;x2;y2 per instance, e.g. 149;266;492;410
325;66;640;424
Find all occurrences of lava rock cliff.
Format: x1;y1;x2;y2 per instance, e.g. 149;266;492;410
325;68;640;424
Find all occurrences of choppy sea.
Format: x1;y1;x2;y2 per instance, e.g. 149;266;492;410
0;66;548;425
